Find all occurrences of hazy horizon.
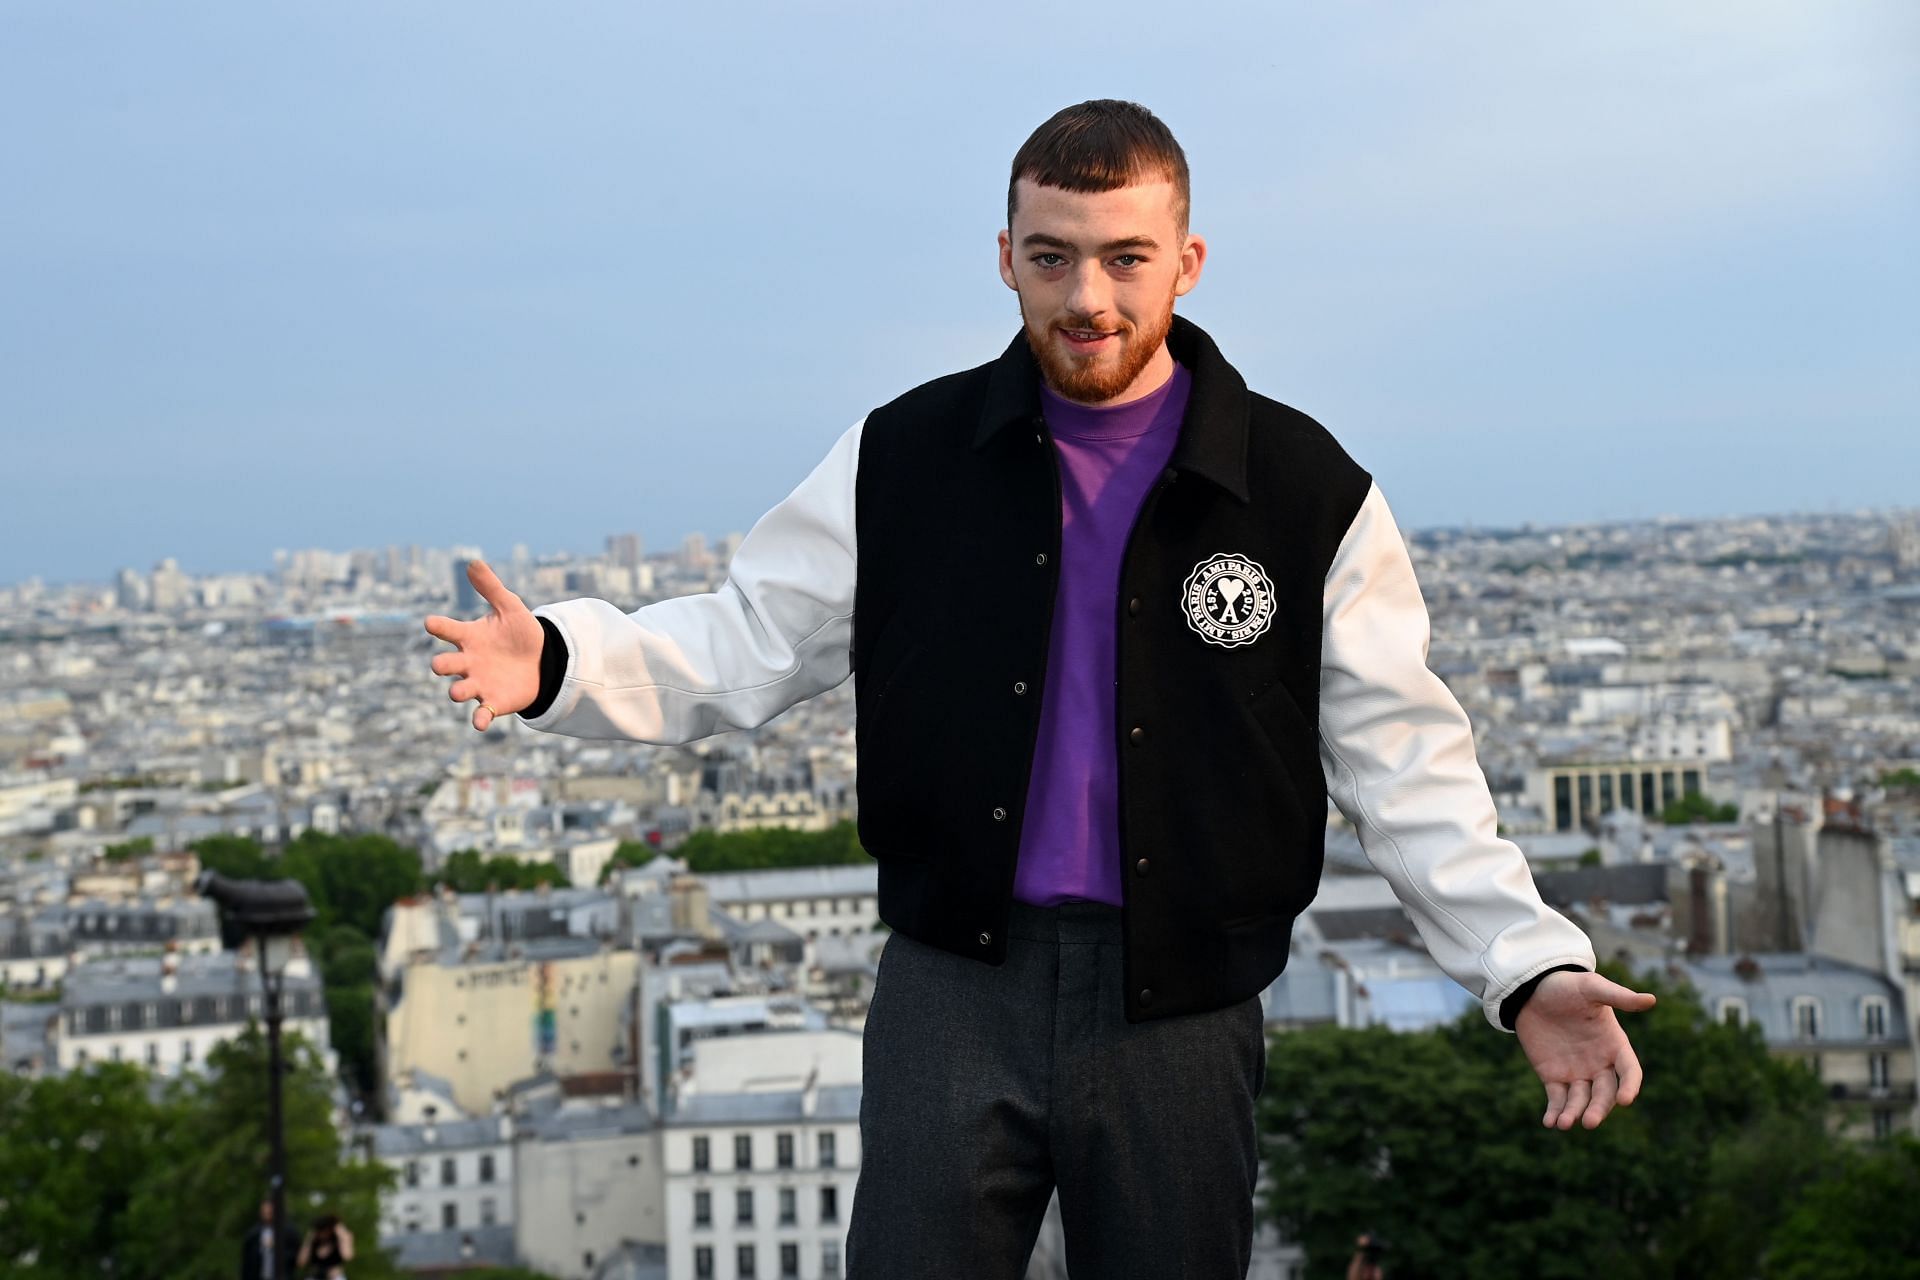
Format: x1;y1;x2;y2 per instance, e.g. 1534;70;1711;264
6;2;1915;587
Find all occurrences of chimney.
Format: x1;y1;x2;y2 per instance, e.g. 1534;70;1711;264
161;941;179;993
1687;865;1713;956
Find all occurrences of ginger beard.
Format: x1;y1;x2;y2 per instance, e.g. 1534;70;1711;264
1019;278;1177;405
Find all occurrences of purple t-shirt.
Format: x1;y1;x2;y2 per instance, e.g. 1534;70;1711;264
1012;361;1191;908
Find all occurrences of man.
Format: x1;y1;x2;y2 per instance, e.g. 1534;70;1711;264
240;1197;297;1280
425;100;1655;1278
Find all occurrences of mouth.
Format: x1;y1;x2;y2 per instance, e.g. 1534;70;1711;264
1057;326;1121;353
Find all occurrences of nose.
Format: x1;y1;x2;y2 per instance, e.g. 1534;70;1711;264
1064;260;1111;322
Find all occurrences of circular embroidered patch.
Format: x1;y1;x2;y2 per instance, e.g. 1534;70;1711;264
1181;553;1276;648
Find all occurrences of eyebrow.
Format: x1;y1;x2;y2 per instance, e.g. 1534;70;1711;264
1020;233;1161;254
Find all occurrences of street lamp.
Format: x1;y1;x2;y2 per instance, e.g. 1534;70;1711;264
196;870;315;1273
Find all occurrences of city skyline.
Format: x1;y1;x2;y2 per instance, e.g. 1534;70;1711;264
6;3;1915;585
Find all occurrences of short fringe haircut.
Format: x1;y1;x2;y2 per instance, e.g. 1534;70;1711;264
1007;99;1191;235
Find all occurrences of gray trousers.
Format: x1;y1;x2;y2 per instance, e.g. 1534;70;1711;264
847;899;1268;1279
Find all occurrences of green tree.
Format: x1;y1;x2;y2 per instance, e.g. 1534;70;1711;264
102;835;153;862
1660;792;1738;824
0;1063;175;1278
675;820;870;872
280;831;424;939
1764;1136;1920;1280
438;848;570;893
1256;963;1832;1279
189;832;275;881
118;1026;398;1279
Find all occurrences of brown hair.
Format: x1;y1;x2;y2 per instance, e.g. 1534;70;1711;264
1007;99;1190;234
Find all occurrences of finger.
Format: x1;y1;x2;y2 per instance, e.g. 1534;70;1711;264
467;560;521;615
1542;1079;1568;1128
449;678;478;704
423;614;470;644
431;652;470;677
1588;975;1658;1013
1616;1044;1645;1106
1584;1067;1618;1129
473;703;493;732
1558;1078;1591;1130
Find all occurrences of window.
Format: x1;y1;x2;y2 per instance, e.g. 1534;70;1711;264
819;1131;836;1168
480;1197;496;1227
692;1135;710;1172
695;1246;714;1279
442;1202;457;1229
738;1244;757;1279
583;1252;594;1272
736;1188;754;1225
735;1133;752;1170
781;1242;800;1278
1873;1110;1894;1140
479;1153;495;1183
694;1190;711;1228
776;1132;794;1169
819;1185;839;1224
822;1241;842;1279
1869;1053;1890;1089
182;1038;194;1063
778;1187;796;1226
405;1161;420;1188
1864;998;1889;1039
441;1156;457;1186
146;1041;159;1066
1793;997;1821;1040
1718;998;1746;1027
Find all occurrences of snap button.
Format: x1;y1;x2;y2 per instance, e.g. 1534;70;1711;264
1135;857;1149;876
1034;552;1048;566
1129;725;1146;746
1127;596;1142;617
979;931;992;946
991;807;1008;822
1139;987;1154;1006
1013;681;1027;695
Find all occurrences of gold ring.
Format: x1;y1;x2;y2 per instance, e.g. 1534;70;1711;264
481;703;500;719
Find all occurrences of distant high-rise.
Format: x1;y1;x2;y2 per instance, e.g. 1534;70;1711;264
149;558;188;613
114;567;145;612
1893;516;1920;574
681;533;710;573
452;558;483;618
606;532;644;570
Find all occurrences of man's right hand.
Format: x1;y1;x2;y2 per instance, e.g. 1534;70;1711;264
423;559;544;731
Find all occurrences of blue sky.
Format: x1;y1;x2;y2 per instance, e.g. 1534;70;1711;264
4;2;1915;587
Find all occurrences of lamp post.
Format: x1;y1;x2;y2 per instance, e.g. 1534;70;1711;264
196;871;315;1275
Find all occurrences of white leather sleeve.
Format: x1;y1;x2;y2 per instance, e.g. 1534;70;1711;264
518;419;861;743
1319;480;1595;1030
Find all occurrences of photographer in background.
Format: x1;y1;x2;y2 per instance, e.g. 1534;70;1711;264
294;1213;353;1280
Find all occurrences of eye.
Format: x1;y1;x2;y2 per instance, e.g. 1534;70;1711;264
1112;255;1143;268
1030;253;1066;269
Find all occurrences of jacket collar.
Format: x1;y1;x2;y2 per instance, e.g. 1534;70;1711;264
973;312;1251;503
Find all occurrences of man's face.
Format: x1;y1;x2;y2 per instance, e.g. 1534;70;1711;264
999;177;1205;406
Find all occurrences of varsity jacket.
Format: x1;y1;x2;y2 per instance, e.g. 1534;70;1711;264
518;315;1595;1030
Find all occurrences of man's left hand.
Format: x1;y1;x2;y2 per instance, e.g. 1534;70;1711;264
1514;970;1656;1130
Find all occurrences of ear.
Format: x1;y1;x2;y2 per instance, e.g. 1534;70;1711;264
997;229;1019;292
1173;233;1207;298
